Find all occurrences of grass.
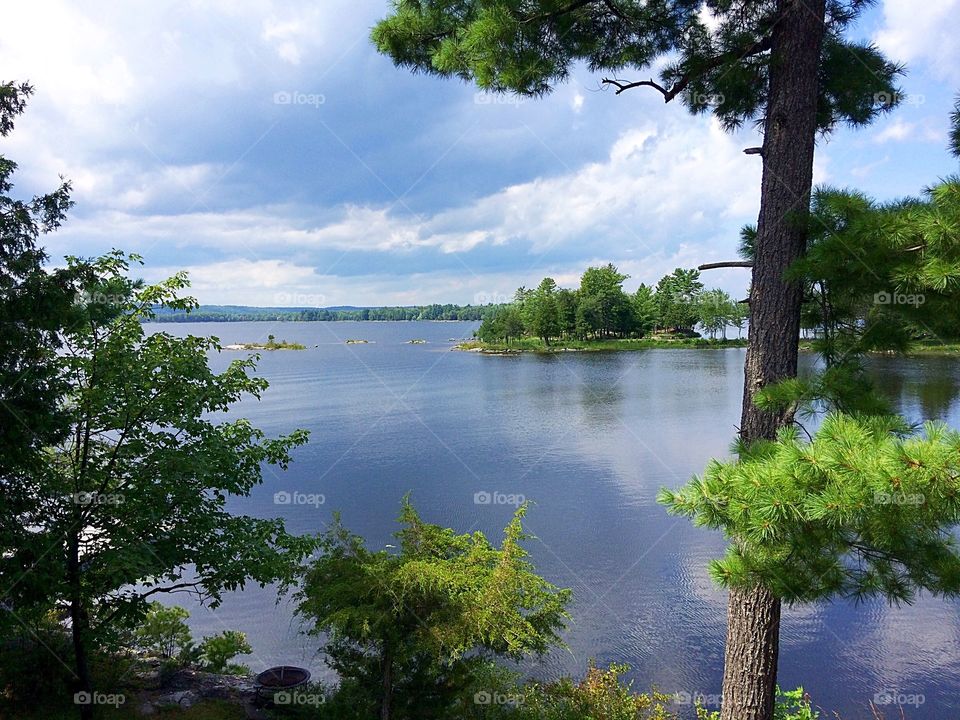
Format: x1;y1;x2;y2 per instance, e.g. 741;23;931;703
797;339;960;356
457;336;749;353
904;340;960;355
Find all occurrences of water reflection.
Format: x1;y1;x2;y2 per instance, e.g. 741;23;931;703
145;323;960;719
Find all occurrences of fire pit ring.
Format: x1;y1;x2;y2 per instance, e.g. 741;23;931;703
254;665;311;703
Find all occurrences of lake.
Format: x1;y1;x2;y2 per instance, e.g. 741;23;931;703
148;320;960;719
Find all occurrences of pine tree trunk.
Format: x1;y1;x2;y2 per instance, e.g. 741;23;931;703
721;1;826;719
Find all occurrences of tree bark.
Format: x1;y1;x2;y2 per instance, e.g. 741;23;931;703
721;1;827;719
380;645;393;720
68;531;94;720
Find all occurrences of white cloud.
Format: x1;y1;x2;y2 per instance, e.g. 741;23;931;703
875;0;960;82
873;119;916;144
51;117;764;304
59;118;761;262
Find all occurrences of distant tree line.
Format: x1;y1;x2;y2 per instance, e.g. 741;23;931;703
149;303;500;323
477;264;749;346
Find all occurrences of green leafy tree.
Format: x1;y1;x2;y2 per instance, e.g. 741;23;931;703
632;284;658;337
579;264;631;337
296;500;570;720
4;254;315;717
526;277;563;345
1;83;83;618
730;300;749;339
372;3;903;715
134;603;192;660
698;288;736;339
477;304;526;344
199;630;253;675
575;294;602;340
655;268;704;333
555;287;579;338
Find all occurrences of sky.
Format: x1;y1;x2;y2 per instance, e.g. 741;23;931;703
2;0;959;307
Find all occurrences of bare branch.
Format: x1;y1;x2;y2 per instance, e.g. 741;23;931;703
601;77;670;97
699;261;754;271
602;34;774;102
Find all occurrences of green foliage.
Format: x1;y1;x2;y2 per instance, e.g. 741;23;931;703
1;252;318;699
198;631;252;675
135;603;192;659
698;289;737;340
0;614;76;712
372;1;900;134
655;268;704;333
476;264;740;345
296;499;571;719
0;83;85;624
579;264;633;337
696;687;818;720
151;302;503;323
525;277;563;345
509;663;675;720
632;284;658;336
661;413;960;604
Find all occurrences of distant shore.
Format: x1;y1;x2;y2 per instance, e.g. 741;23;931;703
458;338;960;356
455;337;749;354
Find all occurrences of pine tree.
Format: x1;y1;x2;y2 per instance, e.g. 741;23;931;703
660;413;960;608
372;4;902;715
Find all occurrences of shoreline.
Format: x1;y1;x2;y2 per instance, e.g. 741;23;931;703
455;338;749;354
457;339;960;356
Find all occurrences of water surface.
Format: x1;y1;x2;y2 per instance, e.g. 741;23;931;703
148;320;960;719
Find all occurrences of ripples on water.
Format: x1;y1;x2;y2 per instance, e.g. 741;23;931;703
147;321;960;718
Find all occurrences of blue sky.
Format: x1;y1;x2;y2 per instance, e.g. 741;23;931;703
3;0;959;306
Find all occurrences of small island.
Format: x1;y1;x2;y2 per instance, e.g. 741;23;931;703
407;339;427;344
346;339;371;344
223;334;306;351
457;335;747;354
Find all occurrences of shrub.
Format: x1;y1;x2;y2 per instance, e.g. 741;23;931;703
510;663;675;720
199;630;252;674
696;687;818;720
135;603;192;659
